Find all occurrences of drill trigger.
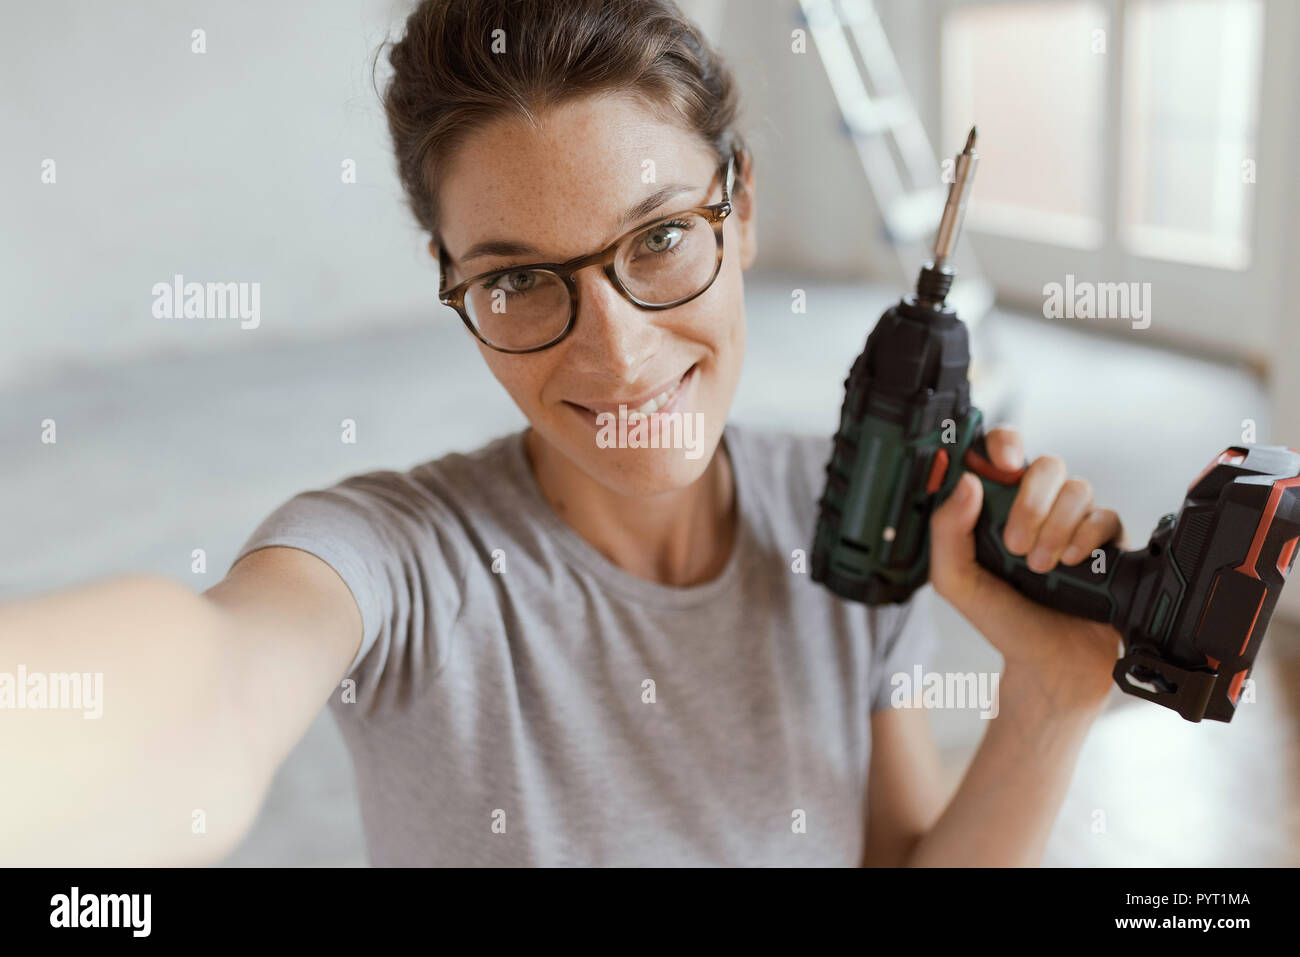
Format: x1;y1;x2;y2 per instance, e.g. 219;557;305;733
926;448;949;494
963;447;1027;487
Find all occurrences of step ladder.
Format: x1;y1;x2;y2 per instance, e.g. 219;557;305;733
797;0;995;328
797;0;1010;422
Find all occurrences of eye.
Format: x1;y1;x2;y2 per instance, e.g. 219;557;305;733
641;220;689;254
485;270;539;293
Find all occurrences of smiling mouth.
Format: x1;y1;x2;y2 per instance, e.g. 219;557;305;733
566;363;698;423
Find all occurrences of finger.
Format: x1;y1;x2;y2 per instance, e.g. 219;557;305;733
929;472;983;607
931;471;1058;643
1026;477;1094;572
984;425;1025;471
1061;508;1124;565
1003;454;1067;555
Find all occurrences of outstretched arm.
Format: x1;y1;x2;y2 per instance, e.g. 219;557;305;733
0;546;361;866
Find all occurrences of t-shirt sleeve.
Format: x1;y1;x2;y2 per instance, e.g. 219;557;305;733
231;469;469;683
869;583;942;712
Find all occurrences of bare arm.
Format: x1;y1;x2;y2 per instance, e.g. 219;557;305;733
861;679;1103;867
0;547;361;866
861;707;947;867
901;678;1101;866
859;425;1122;866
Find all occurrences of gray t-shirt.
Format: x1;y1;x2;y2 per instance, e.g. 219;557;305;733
234;423;939;866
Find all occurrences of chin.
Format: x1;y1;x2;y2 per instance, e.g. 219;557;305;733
576;439;722;498
544;359;729;497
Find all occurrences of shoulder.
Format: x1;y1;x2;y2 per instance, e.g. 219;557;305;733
406;430;523;500
316;430;522;513
733;421;832;509
725;421;834;541
238;431;528;574
233;431;530;681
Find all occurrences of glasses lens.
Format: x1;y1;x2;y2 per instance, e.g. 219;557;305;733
614;211;719;305
464;268;570;351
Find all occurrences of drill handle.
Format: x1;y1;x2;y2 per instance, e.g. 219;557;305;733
965;432;1125;624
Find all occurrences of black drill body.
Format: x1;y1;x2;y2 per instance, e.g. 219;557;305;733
809;140;1300;723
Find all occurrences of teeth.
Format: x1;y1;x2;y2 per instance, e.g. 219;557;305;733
623;378;680;417
577;368;693;418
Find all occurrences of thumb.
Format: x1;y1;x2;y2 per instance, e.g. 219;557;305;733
930;471;1041;641
929;471;984;607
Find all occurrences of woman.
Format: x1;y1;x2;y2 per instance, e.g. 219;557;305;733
1;0;1125;867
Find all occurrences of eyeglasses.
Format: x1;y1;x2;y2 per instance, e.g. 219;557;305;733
437;154;735;354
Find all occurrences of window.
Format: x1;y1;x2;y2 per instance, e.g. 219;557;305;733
943;1;1107;248
1120;0;1263;268
933;0;1282;357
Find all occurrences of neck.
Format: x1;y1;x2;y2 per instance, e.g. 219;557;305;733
523;428;737;587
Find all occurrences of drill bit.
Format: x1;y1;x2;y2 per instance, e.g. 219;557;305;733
930;125;979;270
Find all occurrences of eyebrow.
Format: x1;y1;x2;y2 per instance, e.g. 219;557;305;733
456;183;697;266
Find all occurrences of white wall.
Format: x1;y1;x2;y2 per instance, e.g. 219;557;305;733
1;0;428;388
708;0;925;281
1;0;895;391
1269;0;1300;623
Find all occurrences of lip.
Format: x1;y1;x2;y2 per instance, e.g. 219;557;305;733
568;364;697;416
565;363;698;429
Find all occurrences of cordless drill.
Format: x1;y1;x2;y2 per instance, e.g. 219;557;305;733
811;127;1300;723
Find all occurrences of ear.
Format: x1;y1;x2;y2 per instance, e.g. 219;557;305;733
732;152;758;270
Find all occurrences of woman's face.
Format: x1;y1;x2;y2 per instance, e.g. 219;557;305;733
435;93;757;497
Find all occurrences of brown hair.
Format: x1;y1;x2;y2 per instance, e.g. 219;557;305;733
380;0;747;242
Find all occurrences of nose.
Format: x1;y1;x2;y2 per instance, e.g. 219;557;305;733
567;265;659;382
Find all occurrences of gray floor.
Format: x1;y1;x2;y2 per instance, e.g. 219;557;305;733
2;274;1284;866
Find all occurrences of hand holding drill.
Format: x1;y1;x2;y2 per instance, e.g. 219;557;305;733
812;128;1300;723
930;425;1127;716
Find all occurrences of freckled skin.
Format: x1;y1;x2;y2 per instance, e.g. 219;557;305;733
435;93;758;503
422;91;1130;869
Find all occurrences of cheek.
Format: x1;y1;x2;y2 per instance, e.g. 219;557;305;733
676;248;745;351
667;259;746;432
479;345;556;417
727;301;746;369
700;257;746;377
